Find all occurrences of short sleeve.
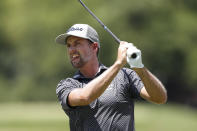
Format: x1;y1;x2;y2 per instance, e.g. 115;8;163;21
122;68;144;99
56;78;81;110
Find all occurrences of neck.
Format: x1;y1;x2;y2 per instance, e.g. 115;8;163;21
79;59;99;78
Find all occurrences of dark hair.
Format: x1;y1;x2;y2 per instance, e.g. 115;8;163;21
87;40;99;56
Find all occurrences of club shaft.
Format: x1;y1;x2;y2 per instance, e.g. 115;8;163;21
78;0;120;44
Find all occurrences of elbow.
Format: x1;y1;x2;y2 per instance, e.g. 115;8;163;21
78;94;93;106
156;95;167;104
153;92;168;104
69;89;93;106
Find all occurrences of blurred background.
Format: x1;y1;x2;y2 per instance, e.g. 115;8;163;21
0;0;196;130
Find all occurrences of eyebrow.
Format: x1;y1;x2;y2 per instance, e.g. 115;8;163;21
67;38;83;46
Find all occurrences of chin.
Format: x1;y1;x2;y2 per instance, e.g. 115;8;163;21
71;62;84;69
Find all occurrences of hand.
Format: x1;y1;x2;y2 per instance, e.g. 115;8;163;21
115;41;128;67
125;43;144;68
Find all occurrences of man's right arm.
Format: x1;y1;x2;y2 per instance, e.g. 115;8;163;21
68;42;128;107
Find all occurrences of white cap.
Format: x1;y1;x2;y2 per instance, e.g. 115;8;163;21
55;24;100;48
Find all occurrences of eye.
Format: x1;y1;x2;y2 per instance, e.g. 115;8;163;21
66;43;71;48
76;41;80;45
74;41;81;47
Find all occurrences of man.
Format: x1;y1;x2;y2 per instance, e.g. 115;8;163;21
55;24;167;131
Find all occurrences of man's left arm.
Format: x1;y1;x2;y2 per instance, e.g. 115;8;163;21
133;67;167;104
125;42;167;104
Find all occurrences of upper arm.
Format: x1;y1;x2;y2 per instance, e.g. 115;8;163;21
56;78;81;110
140;86;167;104
68;88;91;107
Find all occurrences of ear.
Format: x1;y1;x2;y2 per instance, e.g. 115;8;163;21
90;42;99;55
92;42;99;49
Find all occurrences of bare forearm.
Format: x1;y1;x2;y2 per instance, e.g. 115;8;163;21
134;67;167;104
69;61;122;106
83;62;122;101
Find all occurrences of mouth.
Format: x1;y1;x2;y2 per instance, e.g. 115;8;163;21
71;54;80;61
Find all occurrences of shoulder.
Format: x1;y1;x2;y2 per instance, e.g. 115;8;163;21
58;78;77;85
57;78;73;87
121;67;136;76
120;67;142;82
112;68;134;83
56;78;81;91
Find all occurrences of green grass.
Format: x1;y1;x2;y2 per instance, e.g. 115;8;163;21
135;102;197;131
0;102;196;131
0;103;68;131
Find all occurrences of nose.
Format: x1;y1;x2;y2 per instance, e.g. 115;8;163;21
68;46;78;57
68;46;76;53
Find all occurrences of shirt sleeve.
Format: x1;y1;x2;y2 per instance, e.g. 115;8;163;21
123;68;144;99
56;78;81;110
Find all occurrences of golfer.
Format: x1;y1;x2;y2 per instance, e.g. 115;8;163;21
55;24;167;131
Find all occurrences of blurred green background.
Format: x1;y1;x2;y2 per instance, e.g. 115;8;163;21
0;0;197;130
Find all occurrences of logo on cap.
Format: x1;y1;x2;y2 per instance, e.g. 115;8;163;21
67;27;83;33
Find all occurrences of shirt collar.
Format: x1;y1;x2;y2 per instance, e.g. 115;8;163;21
73;64;108;80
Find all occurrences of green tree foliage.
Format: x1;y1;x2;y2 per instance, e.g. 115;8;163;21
0;0;196;105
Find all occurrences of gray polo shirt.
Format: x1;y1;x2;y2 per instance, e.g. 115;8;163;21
56;64;144;131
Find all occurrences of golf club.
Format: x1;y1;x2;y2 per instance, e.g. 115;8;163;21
78;0;137;59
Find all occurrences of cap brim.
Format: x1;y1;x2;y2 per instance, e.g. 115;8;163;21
55;34;69;45
55;33;91;45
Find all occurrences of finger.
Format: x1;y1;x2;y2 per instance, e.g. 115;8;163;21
120;41;128;46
